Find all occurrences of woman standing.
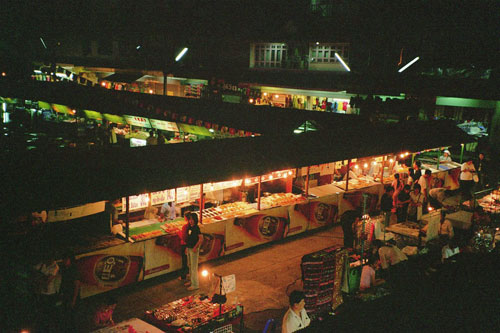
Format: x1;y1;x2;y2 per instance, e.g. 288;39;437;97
185;213;203;291
460;157;476;201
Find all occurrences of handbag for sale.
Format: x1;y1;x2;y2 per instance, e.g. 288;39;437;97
348;266;361;293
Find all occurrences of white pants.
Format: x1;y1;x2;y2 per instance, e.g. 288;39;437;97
187;247;200;288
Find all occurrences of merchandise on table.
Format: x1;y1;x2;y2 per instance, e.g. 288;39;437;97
333;176;379;190
473;189;500;214
301;246;347;317
195;201;258;223
260;193;305;209
145;295;243;331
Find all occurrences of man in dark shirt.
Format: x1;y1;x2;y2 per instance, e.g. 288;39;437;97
381;186;395;227
396;185;411;222
60;252;81;331
409;160;422;186
341;210;361;249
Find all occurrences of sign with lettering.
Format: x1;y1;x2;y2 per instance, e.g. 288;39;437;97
151;189;175;205
123;115;152;128
149;118;179;132
123;193;149;212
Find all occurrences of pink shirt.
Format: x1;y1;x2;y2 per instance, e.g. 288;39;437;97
360;265;375;290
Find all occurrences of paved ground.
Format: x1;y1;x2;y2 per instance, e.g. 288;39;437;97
76;226;344;332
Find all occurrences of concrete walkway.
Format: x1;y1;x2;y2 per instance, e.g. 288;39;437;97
79;226;344;332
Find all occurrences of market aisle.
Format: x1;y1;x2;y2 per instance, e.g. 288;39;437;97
77;226;344;332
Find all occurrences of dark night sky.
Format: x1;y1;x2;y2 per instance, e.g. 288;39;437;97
1;0;499;72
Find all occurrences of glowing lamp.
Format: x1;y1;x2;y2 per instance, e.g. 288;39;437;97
149;89;153;94
175;47;189;62
101;82;106;87
364;163;368;168
249;98;254;103
263;92;268;96
354;165;359;169
288;171;292;175
389;159;394;163
274;95;279;99
334;52;351;72
201;269;209;277
400;154;405;158
245;179;250;184
398;56;420;73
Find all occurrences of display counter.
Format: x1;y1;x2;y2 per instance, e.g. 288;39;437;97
463;188;500;214
144;295;243;332
385;210;441;246
332;176;379;191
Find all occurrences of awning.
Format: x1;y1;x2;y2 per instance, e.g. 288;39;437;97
103;73;144;83
38;101;51;110
0;96;18;104
124;115;152;128
149;118;179;132
83;110;103;121
177;123;213;137
103;113;126;124
51;103;73;115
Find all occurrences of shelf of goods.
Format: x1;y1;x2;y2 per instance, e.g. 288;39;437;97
145;295;243;332
301;246;348;317
260;193;306;209
196;201;258;224
332;176;379;190
469;189;500;214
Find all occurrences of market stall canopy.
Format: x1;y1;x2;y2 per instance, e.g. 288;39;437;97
38;101;51;110
51;103;72;115
0;79;364;136
103;113;126;124
1;119;473;216
83;110;103;121
177;123;213;137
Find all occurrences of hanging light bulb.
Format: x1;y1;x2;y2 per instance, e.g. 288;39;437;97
364;163;368;168
389;159;394;163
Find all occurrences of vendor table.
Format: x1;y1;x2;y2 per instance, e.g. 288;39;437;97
92;317;164;333
144;295;243;332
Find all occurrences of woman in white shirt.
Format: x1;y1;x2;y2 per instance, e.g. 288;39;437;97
282;290;310;333
460;158;476;201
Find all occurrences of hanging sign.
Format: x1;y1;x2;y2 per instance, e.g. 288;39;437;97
151;189;176;205
149;118;179;132
124;194;150;212
123;115;152;128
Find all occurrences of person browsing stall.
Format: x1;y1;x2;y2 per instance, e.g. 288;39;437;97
408;184;425;221
396;185;411;222
359;256;385;291
423;210;454;239
372;239;408;270
282;290;311;333
381;186;395;227
186;213;203;291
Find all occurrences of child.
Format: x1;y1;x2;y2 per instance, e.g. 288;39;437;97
94;295;117;328
359;256;384;291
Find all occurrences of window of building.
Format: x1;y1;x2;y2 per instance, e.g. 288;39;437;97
254;43;287;68
309;43;349;64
